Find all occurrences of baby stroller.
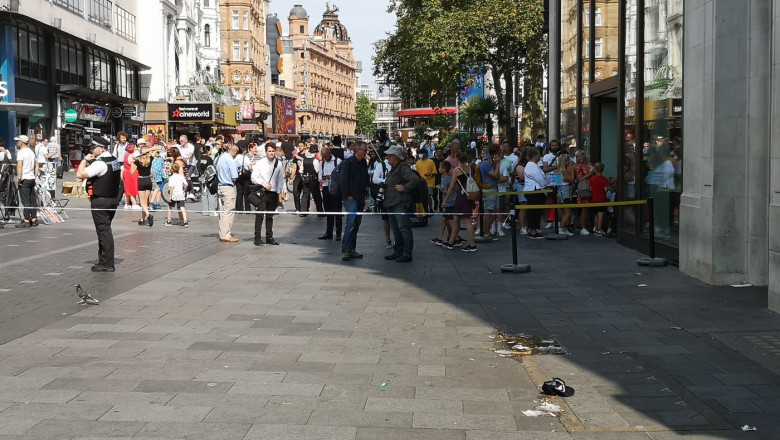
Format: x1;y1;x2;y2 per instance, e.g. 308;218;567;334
0;161;19;223
34;176;66;224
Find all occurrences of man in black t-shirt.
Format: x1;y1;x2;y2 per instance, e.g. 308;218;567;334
280;135;295;160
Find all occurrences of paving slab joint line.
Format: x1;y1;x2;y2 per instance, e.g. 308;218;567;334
520;355;723;434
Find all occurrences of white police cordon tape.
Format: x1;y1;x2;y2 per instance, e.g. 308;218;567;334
44;207;501;217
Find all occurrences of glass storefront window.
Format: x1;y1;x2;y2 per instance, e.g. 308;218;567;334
641;0;683;245
621;0;639;233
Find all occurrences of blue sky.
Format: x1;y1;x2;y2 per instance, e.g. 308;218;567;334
268;1;396;87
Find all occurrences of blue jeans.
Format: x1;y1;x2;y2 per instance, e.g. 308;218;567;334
341;198;364;251
387;204;413;256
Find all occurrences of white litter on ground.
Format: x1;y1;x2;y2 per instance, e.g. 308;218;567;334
522;410;547;417
494;350;514;356
741;425;757;431
523;401;562;417
537;402;561;412
512;345;532;351
732;284;753;288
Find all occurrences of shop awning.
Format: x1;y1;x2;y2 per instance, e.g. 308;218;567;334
396;107;457;118
58;85;138;105
0;102;43;116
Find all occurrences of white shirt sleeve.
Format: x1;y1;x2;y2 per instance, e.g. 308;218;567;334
85;161;108;179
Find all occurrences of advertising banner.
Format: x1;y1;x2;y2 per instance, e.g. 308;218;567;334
273;96;296;135
145;124;167;144
79;104;109;122
168;103;214;121
460;69;485;101
241;103;255;121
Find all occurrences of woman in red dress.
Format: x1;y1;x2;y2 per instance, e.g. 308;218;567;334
574;149;596;235
122;144;140;209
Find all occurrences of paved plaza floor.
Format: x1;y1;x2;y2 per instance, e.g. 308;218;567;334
0;193;777;439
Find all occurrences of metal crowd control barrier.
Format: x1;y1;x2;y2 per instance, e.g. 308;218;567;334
477;189;552;244
500;197;667;274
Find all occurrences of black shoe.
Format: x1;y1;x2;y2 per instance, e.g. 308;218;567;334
91;265;115;273
30;220;38;227
335;235;341;241
138;219;144;226
266;238;280;245
347;249;363;259
318;234;333;240
395;255;413;263
253;240;263;246
15;222;30;228
299;214;308;217
384;252;402;260
148;215;154;227
341;250;351;261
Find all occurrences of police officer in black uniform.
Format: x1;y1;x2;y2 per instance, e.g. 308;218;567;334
76;136;121;272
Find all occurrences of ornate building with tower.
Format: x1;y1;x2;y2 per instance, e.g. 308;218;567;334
287;4;356;139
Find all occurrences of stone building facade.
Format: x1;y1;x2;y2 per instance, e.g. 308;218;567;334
287;4;356;139
219;0;270;128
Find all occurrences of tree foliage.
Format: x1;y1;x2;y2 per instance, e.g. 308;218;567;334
355;95;377;137
374;0;547;140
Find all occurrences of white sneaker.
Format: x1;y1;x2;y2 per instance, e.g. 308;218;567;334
496;228;506;237
475;228;481;235
563;228;574;236
520;227;528;235
124;204;131;210
545;222;554;229
580;228;590;236
132;205;142;210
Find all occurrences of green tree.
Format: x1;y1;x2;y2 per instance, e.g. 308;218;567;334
374;0;546;139
355;95;377;137
459;96;498;139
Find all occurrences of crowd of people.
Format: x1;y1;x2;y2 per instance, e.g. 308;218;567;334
2;127;658;271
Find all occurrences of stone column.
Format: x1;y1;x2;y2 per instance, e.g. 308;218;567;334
680;1;771;292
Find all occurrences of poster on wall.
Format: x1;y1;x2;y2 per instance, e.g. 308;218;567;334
145;124;167;144
273;96;296;135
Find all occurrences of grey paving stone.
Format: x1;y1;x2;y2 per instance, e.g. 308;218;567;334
133;380;234;394
227;381;324;397
364;398;463;415
43;378;142;392
241;424;356;440
99;404;212;422
0;402;112;420
412;413;517;430
465;431;572;440
415;387;509;402
187;341;268;352
0;388;80;404
0;417;42;435
69;391;174;406
204;406;311;424
307;409;413;428
136;422;251;440
19;420;146;440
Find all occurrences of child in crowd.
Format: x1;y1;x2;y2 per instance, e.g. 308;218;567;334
588;163;609;236
165;162;189;228
605;177;617;237
431;161;461;246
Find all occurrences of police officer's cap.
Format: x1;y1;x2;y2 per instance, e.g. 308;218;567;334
91;136;110;148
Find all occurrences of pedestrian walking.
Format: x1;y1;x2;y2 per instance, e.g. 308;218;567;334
216;145;239;242
339;141;369;261
164;163;189;228
14;135;38;228
76;136;121;272
382;145;421;263
318;146;342;240
251;143;285;246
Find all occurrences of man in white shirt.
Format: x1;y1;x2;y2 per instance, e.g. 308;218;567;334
15;135;38;227
250;143;285;246
371;154;393;248
317;146;342;240
177;134;196;197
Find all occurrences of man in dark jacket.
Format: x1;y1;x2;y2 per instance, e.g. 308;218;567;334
339;141;369;261
382;145;421;263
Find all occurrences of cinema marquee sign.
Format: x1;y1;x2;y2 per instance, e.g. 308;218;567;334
168;103;214;121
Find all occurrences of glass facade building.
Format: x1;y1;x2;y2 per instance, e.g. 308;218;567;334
560;0;682;260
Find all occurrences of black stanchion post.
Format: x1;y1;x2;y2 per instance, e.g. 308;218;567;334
637;197;667;267
501;207;531;273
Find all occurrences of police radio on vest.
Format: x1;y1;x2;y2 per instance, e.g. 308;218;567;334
0;81;8;98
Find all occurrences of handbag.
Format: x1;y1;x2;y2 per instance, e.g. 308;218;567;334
576;179;592;199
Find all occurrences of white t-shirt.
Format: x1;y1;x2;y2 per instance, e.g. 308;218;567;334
35;143;49;163
179;143;195;166
496;162;510;192
168;173;187;201
17;148;37;179
84;152;113;178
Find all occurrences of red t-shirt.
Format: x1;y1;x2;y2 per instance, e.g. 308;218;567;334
589;174;609;203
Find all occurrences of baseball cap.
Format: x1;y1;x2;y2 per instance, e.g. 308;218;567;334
14;135;29;144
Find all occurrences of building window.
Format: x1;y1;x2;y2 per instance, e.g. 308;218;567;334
54;37;86;86
204;24;211;47
53;0;83;15
115;58;137;99
595;38;603;58
87;47;111;93
88;0;113;28
15;24;48;82
300;25;305;34
243;41;249;61
243;11;249;30
232;41;240;61
204;0;208;6
245;88;250;100
114;6;136;42
232;11;239;30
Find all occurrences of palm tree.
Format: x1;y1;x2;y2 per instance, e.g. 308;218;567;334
459;96;498;140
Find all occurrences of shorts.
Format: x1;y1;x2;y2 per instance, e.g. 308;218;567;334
593;205;606;213
156;181;165;191
138;178;153;192
169;200;186;209
443;205;455;220
482;193;498;211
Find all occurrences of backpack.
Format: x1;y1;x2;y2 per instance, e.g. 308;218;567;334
328;158;343;197
201;164;218;195
457;167;481;201
408;168;428;206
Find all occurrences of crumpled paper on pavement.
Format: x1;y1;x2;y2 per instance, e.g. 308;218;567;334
523;400;562;417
